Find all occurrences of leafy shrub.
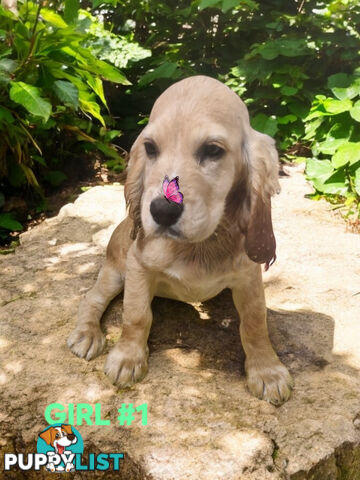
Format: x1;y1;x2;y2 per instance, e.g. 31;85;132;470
0;0;148;240
305;71;360;217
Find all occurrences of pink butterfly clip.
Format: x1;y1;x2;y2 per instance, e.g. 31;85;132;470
162;175;183;204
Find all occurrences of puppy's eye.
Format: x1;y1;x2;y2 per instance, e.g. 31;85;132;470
198;143;225;162
55;433;60;438
144;141;158;158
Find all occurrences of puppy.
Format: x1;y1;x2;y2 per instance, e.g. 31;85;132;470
39;424;77;472
68;75;294;405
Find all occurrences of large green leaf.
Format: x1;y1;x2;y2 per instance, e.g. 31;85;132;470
251;113;278;137
0;213;23;231
61;46;130;84
64;0;79;23
79;91;105;126
53;80;79;109
199;0;220;9
221;0;239;12
84;74;107;108
41;9;68;28
323;98;352;115
280;86;298;96
306;158;334;184
9;82;52;121
331;85;360;100
332;143;360;168
319;169;348;196
138;62;178;86
327;73;350;89
316;122;352;155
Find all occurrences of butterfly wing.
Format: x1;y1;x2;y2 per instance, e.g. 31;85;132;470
166;176;183;204
162;175;170;197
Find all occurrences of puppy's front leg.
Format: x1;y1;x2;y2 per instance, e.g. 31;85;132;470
232;265;293;405
104;244;154;387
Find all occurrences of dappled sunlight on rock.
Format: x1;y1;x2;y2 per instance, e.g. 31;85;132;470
215;430;273;461
77;262;97;274
84;384;115;402
0;371;8;385
0;337;11;350
4;361;23;374
165;348;201;369
57;242;91;256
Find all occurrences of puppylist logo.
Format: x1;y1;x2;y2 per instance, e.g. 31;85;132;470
4;423;123;473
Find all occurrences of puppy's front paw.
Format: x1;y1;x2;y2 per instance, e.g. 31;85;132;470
67;325;105;361
104;341;148;388
246;358;294;405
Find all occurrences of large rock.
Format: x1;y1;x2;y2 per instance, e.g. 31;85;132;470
1;169;359;479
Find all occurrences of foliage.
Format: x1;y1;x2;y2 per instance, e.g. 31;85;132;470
0;0;142;240
305;71;360;217
1;0;360;243
107;0;360;218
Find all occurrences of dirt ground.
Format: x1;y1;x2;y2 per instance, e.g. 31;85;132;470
0;165;359;479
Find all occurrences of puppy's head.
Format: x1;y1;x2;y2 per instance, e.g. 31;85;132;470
125;75;280;266
39;424;77;453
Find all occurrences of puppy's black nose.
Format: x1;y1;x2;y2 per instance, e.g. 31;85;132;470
150;197;184;227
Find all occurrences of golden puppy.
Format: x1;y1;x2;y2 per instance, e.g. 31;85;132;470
68;76;294;405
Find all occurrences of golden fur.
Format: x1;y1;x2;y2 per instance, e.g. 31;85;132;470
68;76;293;405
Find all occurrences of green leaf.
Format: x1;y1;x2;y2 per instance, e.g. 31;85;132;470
331;85;360;100
323;98;352;115
199;0;220;9
138;62;178;86
9;82;52;122
280;86;298;96
41;9;68;28
332;143;360;168
277;114;297;125
251;113;278;137
0;213;23;231
221;0;239;12
79;91;105;126
320;169;348;196
0;106;14;123
306;158;334;184
316;122;353;155
255;39;310;60
350;100;360;122
53;80;79;109
328;73;350;89
44;171;67;186
84;75;107;108
288;100;309;119
354;167;360;196
61;46;130;84
64;0;79;23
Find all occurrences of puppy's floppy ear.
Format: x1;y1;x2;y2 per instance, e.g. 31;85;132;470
39;427;54;445
62;424;73;435
243;130;280;270
124;133;145;240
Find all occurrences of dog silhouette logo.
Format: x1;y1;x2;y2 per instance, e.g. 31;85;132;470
37;424;83;472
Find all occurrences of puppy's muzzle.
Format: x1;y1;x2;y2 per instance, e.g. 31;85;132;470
150;196;184;227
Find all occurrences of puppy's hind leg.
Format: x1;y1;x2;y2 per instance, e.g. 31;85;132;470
68;261;124;360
